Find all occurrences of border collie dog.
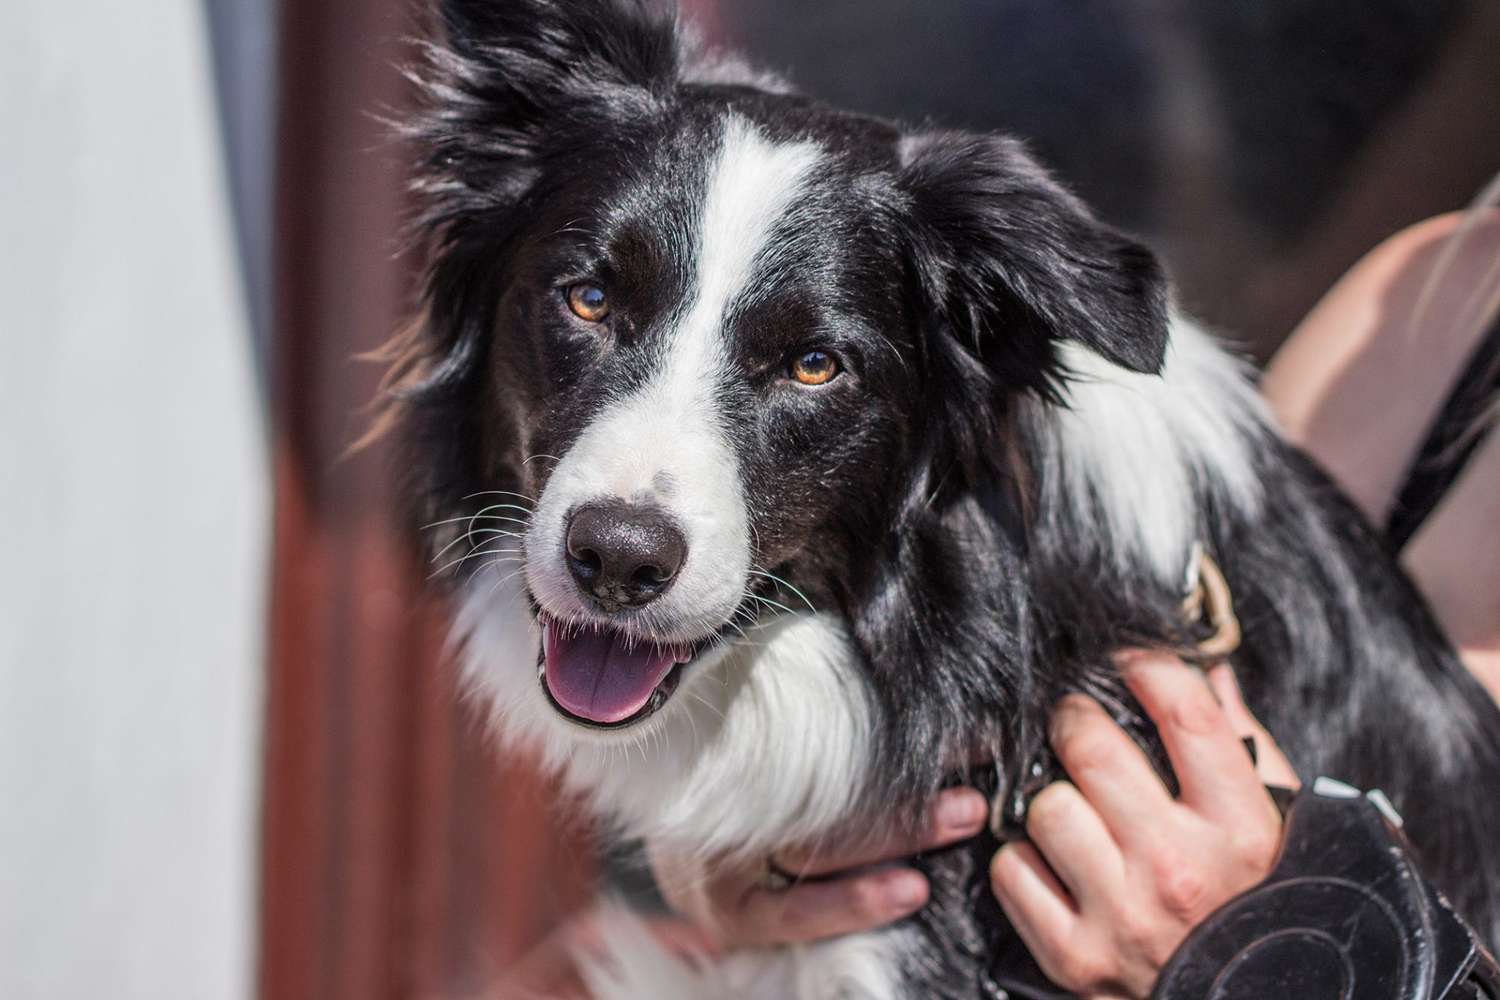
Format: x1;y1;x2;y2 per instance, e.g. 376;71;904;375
382;0;1500;995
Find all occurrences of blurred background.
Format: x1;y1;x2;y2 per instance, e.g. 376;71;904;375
1;0;1497;998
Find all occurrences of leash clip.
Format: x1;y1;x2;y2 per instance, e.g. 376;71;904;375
1181;542;1241;660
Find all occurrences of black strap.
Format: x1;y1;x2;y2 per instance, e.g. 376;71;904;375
1153;786;1500;1000
1386;311;1500;552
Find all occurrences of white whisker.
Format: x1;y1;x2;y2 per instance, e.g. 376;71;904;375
431;544;523;578
687;690;725;723
421;513;528;531
429;527;521;564
467;503;534;518
461;489;538;505
747;568;815;612
745;593;797;617
484;566;530;601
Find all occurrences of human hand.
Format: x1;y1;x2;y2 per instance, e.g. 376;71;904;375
494;909;716;1000
990;653;1298;999
647;786;990;948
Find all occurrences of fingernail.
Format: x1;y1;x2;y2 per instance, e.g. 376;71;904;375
888;872;928;909
938;790;987;829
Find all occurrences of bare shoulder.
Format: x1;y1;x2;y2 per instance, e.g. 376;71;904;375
1263;211;1500;522
1264;210;1500;697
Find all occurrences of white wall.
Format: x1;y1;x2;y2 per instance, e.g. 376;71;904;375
0;3;268;999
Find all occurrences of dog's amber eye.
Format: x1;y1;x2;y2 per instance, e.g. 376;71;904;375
566;283;610;322
789;350;840;386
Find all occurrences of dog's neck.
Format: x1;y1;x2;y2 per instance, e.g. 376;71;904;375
454;318;1276;859
457;593;874;859
1027;319;1271;582
824;317;1275;808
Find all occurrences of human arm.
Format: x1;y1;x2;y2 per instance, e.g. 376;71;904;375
1264;211;1500;698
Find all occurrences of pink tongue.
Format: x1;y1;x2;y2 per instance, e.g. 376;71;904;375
543;621;682;724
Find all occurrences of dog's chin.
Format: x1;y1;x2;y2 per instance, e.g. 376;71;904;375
533;609;735;734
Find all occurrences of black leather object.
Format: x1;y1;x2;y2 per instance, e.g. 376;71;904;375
1152;785;1500;1000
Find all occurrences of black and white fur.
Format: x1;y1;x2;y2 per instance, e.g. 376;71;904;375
380;1;1500;995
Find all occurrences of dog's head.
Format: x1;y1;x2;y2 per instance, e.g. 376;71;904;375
386;0;1170;742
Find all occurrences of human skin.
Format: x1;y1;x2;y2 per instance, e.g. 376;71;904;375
1265;210;1500;699
997;211;1500;997
987;656;1295;997
509;212;1499;997
646;657;1294;993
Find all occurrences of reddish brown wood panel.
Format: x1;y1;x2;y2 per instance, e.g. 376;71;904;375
259;3;596;999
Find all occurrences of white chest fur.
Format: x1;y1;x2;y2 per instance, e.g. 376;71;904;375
456;588;910;997
457;589;876;860
581;916;916;1000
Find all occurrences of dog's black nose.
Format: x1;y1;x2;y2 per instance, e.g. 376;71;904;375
565;502;687;610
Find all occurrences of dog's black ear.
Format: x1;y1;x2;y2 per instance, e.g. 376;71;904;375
899;132;1170;384
414;0;680;208
437;0;679;96
394;1;681;401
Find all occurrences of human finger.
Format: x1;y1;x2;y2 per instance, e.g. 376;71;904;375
1204;663;1300;789
1023;780;1128;907
1118;651;1274;826
990;842;1090;986
1049;693;1174;846
730;866;929;946
778;787;989;878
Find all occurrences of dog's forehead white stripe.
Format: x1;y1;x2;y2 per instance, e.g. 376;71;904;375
677;114;821;356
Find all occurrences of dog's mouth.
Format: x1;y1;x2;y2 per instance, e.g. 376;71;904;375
538;614;703;729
